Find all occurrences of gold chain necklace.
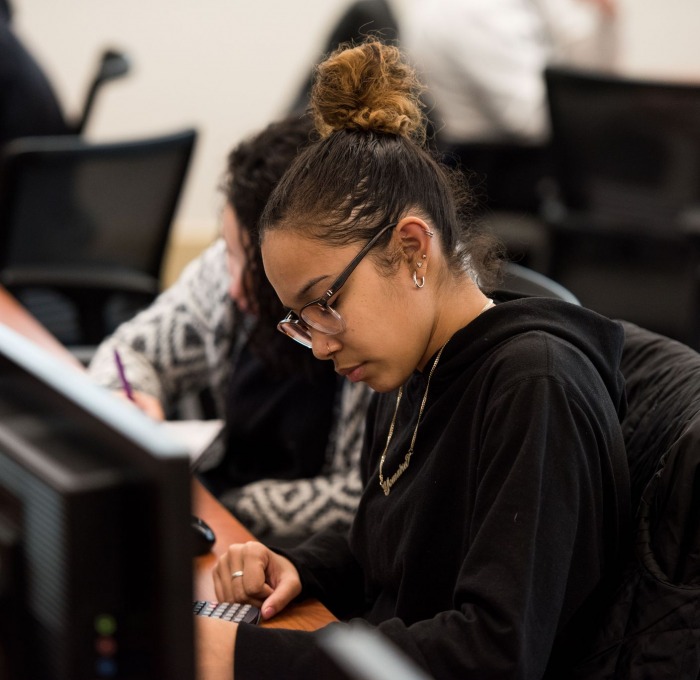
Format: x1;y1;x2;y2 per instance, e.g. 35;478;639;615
378;341;448;496
377;299;494;496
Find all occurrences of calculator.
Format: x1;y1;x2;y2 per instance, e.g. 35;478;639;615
193;600;261;625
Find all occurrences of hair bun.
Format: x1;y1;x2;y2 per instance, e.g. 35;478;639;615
310;39;426;144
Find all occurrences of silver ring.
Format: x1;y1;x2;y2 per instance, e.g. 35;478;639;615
230;570;244;580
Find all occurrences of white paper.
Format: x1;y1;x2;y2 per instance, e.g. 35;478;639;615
160;419;225;469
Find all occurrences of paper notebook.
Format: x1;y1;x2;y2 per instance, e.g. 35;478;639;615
160;419;225;470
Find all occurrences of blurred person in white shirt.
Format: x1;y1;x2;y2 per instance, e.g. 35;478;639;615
400;0;618;145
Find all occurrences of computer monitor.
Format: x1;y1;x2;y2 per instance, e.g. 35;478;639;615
0;323;194;679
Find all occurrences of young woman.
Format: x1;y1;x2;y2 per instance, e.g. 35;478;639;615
89;116;372;543
196;40;630;679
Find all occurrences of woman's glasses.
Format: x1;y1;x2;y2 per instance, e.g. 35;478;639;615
277;223;396;348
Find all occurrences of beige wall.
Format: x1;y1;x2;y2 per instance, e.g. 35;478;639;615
12;0;358;282
11;0;700;283
615;0;700;80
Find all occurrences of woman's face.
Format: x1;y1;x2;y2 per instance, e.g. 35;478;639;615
261;226;434;393
221;204;253;314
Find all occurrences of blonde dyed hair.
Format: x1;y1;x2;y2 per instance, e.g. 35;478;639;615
311;40;426;145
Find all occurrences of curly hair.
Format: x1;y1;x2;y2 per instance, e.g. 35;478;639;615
312;38;426;144
221;115;323;375
260;39;502;289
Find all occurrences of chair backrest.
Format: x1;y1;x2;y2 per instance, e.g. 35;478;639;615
496;261;581;305
544;66;700;234
542;66;700;348
0;128;197;347
571;320;700;678
442;140;553;216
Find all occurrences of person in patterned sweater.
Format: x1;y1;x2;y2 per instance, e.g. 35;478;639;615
88;116;373;544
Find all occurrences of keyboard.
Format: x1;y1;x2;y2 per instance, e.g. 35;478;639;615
193;600;261;625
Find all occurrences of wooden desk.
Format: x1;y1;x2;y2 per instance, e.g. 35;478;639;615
0;284;337;632
192;481;337;630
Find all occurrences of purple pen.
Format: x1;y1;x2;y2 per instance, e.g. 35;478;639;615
113;349;136;402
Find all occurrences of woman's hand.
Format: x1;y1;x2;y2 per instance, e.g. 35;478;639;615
194;616;236;680
213;541;302;620
113;389;165;420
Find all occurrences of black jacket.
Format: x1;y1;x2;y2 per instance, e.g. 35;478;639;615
570;321;700;679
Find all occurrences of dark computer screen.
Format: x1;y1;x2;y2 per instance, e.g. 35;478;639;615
0;323;194;679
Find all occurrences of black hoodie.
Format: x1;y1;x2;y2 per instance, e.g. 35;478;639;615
236;297;631;680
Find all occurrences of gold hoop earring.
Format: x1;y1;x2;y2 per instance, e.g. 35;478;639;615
413;270;425;288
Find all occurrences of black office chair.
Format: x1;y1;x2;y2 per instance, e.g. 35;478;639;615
0;128;197;358
437;138;554;275
571;320;700;677
495;261;580;304
542;66;700;349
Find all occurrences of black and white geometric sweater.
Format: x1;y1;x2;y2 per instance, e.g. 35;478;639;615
89;239;372;539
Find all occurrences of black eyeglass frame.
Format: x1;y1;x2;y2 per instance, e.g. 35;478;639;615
277;222;397;347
